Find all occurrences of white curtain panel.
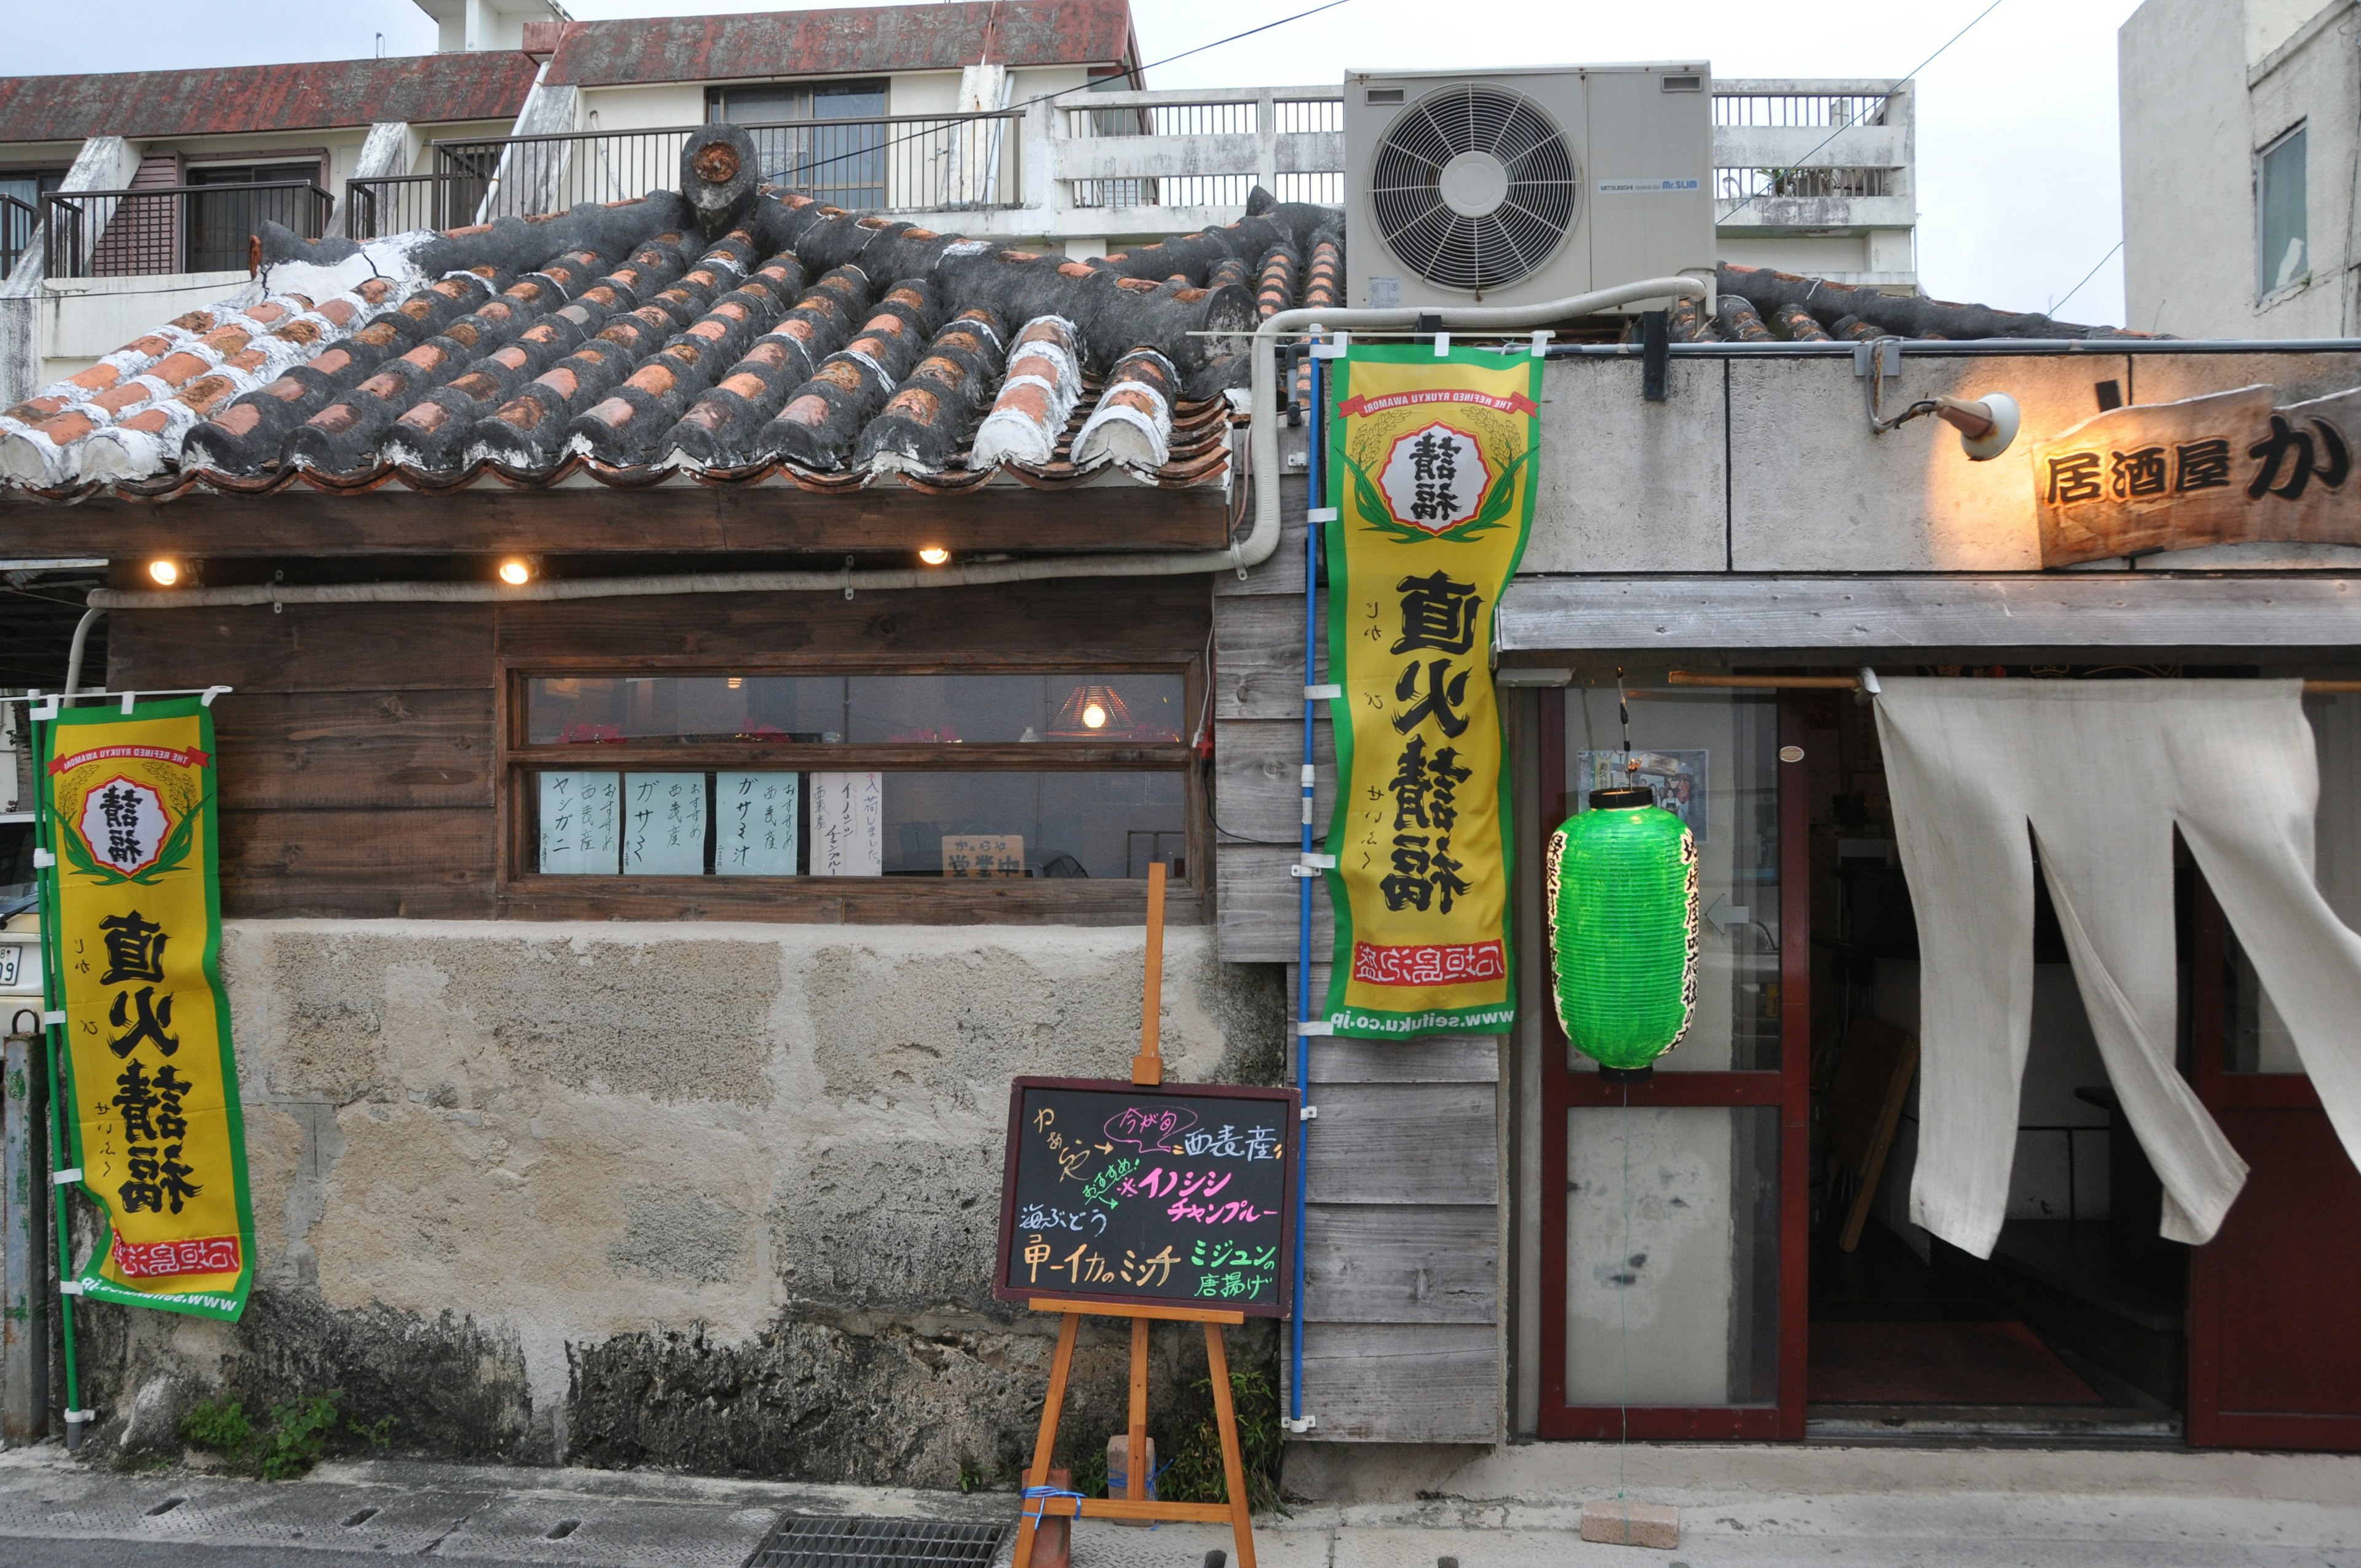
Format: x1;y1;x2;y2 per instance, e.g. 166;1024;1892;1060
1874;678;2361;1257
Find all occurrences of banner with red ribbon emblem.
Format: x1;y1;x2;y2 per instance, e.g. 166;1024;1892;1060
35;697;254;1321
1319;343;1540;1037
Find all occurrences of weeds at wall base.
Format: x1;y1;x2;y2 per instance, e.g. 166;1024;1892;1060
177;1390;397;1479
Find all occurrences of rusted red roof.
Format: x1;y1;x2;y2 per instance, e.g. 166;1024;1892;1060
0;53;540;145
545;1;1139;87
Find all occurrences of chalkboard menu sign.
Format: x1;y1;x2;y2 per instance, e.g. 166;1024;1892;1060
994;1079;1299;1317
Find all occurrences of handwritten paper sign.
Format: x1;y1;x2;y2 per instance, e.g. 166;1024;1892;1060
994;1079;1297;1315
539;771;620;874
944;834;1024;877
623;772;707;875
810;771;883;876
717;771;798;876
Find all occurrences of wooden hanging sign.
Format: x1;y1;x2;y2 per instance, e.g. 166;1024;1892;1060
2031;382;2361;565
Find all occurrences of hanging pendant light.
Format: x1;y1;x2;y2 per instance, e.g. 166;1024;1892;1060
1048;682;1136;738
1547;785;1699;1078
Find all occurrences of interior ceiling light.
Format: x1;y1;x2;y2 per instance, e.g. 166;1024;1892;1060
146;559;180;587
497;556;533;586
918;545;951;566
1051;683;1134;738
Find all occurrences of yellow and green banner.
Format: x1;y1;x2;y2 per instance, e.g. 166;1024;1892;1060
36;697;253;1320
1321;344;1540;1037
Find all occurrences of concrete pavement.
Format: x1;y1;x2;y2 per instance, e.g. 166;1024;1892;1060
0;1441;2355;1566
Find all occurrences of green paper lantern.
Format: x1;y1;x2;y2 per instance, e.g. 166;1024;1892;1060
1546;786;1699;1072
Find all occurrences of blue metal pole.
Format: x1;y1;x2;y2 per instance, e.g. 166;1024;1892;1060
1291;332;1323;1423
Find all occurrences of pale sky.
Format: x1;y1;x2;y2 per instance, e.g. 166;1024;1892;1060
7;0;2147;326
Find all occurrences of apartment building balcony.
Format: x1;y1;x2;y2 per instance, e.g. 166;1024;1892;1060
2;77;1915;394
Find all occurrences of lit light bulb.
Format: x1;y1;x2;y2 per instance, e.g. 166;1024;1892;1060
147;559;180;587
727;676;743;690
918;545;950;566
497;557;532;586
1082;703;1107;729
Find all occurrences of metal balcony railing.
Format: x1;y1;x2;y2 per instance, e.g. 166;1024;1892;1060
43;182;333;279
1;194;35;280
1716;165;1895;203
329;81;1913;247
1712;90;1896;129
345;113;1025;239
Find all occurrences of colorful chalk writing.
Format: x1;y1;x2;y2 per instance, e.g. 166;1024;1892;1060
1080;1157;1139;1210
997;1079;1297;1317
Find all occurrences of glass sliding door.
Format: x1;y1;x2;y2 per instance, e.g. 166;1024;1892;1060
1539;676;1810;1439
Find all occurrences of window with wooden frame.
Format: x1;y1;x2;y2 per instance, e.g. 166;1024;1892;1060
499;657;1204;916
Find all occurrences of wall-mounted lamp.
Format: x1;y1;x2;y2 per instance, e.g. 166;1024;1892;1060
1860;338;2020;461
1928;392;2020;461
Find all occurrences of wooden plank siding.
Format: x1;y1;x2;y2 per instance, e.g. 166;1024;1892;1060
1221;433;1507;1443
107;577;1214;923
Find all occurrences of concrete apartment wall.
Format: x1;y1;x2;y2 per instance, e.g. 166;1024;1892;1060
2122;0;2361;337
72;921;1284;1478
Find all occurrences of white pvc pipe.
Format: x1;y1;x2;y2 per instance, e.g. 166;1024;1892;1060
84;275;1713;614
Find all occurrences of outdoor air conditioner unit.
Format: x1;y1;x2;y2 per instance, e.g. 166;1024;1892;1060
1344;63;1716;311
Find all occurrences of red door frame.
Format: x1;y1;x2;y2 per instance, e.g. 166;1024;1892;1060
2187;881;2361;1451
1535;692;1812;1441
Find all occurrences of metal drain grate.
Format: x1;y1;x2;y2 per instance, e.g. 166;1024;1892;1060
744;1516;1007;1568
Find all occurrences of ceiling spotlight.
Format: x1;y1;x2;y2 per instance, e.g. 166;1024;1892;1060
497;556;533;586
1082;702;1108;730
917;545;951;566
146;559;181;587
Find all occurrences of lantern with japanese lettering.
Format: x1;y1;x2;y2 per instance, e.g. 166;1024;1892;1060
1546;786;1699;1074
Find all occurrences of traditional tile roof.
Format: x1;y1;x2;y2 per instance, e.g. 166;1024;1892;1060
544;1;1141;87
0;53;540;144
0;127;1342;505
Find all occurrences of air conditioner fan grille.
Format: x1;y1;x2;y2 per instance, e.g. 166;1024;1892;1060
1369;82;1578;292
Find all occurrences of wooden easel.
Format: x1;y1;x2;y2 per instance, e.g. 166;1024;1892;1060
1013;862;1260;1568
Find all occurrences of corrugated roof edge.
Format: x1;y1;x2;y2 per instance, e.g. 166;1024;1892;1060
544;0;1138;87
0;52;540;145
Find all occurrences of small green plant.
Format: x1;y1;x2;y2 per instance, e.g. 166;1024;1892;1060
1069;1447;1109;1502
178;1388;387;1479
1158;1367;1282;1513
957;1457;984;1495
178;1393;255;1457
258;1392;344;1479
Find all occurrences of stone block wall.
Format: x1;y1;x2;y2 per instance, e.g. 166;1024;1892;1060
70;919;1284;1483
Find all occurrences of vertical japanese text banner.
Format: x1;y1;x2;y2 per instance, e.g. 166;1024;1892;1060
1322;344;1540;1036
36;697;255;1320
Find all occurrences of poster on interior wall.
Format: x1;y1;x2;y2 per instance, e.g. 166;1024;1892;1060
1320;343;1540;1037
1575;750;1709;839
33;697;255;1321
2031;382;2361;565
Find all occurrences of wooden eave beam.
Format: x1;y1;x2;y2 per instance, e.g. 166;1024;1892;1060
0;482;1233;559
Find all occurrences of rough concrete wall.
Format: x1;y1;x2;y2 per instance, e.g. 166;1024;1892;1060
2120;0;2252;339
74;920;1284;1483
